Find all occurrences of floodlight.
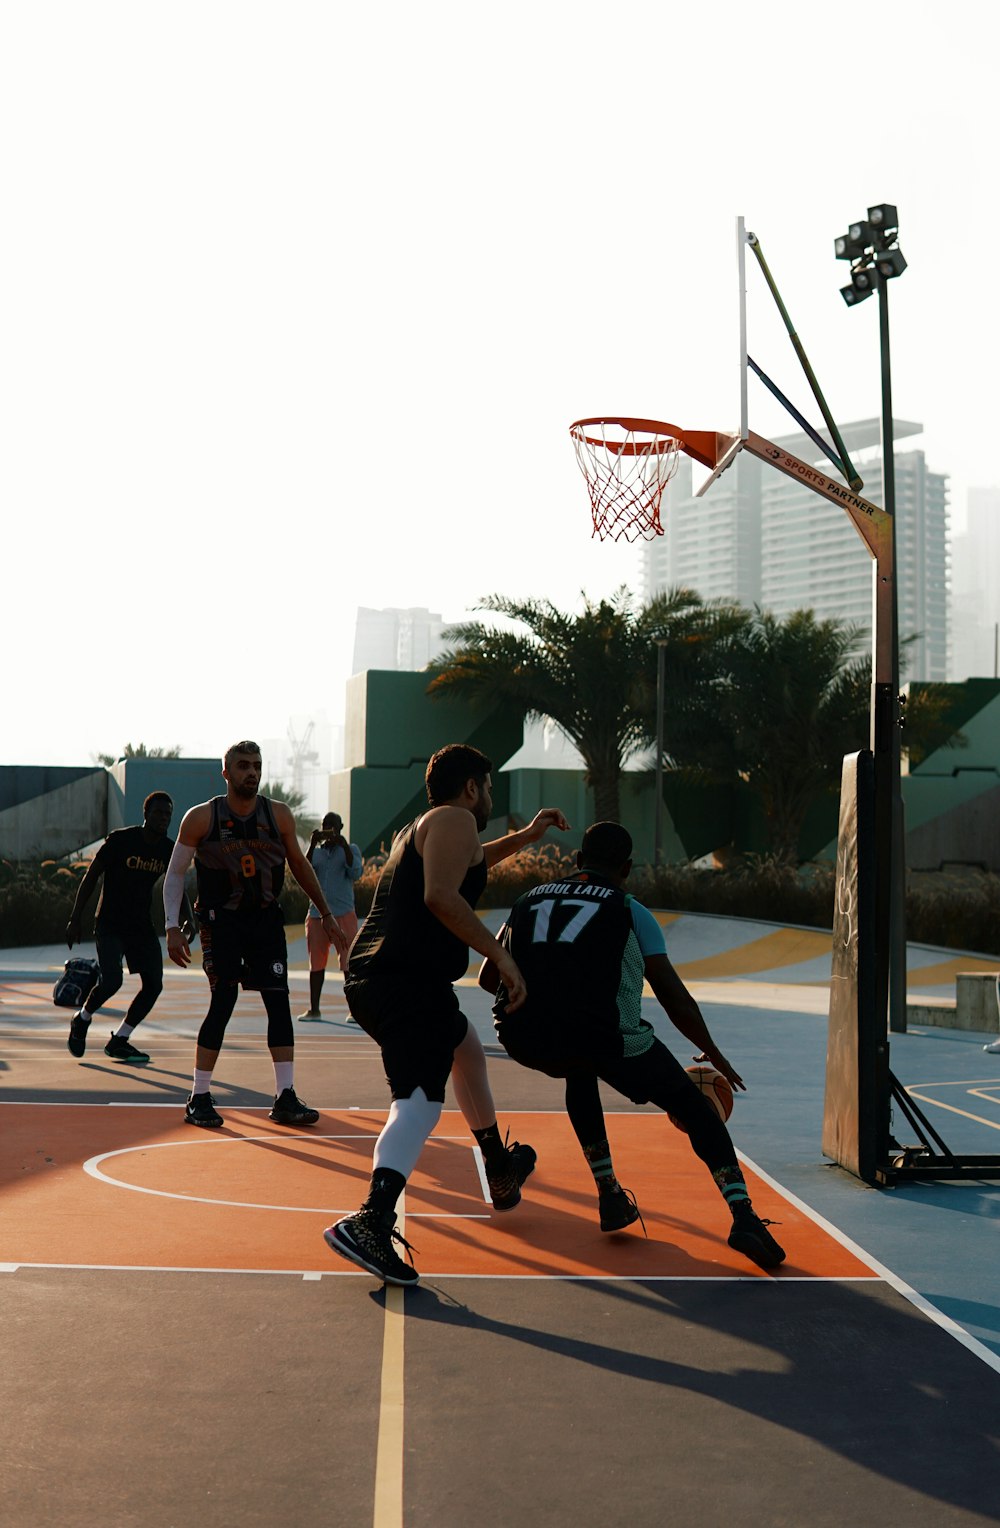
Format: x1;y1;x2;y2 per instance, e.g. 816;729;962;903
875;247;908;280
840;281;872;307
868;203;899;235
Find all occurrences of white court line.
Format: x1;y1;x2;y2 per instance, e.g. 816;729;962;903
737;1149;1000;1378
82;1132;492;1215
0;1264;879;1282
0;1099;378;1107
8;1104;998;1372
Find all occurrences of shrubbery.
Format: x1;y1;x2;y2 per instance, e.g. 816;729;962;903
0;859;90;946
4;852;1000;959
905;869;1000;956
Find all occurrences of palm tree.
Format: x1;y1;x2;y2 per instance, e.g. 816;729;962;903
95;743;183;764
263;779;319;842
704;609;963;864
427;587;742;822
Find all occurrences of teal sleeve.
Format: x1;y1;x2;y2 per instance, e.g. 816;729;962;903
630;899;666;957
348;845;363;882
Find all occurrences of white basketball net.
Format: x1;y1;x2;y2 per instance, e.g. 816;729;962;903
570;420;681;542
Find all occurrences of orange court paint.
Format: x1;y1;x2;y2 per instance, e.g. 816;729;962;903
1;1105;874;1280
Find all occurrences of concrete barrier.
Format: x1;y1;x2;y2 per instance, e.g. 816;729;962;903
906;998;958;1028
907;973;1000;1032
956;972;1000;1033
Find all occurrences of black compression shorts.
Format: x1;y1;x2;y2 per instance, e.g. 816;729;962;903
199;904;288;992
344;975;468;1103
497;1023;698;1111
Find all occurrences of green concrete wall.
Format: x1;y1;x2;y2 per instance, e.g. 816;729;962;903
330;673;1000;870
108;757;226;835
333;672;525;856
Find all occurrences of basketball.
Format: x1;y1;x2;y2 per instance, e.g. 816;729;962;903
668;1066;734;1132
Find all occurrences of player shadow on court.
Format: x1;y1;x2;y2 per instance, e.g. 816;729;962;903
405;1189;722;1280
239;1131;382;1190
925;1294;1000;1348
393;1279;1000;1517
74;1061;206;1099
889;1180;1000;1224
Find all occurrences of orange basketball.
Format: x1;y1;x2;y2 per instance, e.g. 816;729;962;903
668;1066;734;1132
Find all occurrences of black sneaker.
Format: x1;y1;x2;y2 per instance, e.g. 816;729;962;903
323;1211;419;1286
185;1092;223;1129
67;1012;91;1058
728;1208;786;1269
104;1034;150;1064
599;1182;643;1234
485;1138;537;1212
269;1087;320;1125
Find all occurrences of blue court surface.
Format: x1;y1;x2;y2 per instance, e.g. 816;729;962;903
2;916;999;1527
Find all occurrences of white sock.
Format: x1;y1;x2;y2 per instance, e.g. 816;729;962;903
116;1023;135;1040
373;1088;443;1179
274;1061;294;1094
193;1068;213;1095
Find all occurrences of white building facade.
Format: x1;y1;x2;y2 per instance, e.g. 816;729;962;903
641;419;949;683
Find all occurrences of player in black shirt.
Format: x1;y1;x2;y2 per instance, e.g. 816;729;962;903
66;791;194;1062
323;743;570;1286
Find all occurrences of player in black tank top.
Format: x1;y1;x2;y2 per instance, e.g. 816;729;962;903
162;741;351;1131
348;819;487;984
194;795;287;914
325;743;570;1287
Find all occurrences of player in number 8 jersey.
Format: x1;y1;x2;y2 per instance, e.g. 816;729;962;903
163;740;351;1129
485;821;785;1270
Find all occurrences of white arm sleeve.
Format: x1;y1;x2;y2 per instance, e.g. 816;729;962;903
163;840;197;927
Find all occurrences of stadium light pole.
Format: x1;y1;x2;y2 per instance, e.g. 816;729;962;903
654;639;668;866
835;203;908;1036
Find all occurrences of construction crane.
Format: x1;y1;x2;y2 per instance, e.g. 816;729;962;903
287;720;320;801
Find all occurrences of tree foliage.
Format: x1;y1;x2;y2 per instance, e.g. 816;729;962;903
670;609;965;864
263;778;319;841
429;586;967;864
95;742;183;764
428;587;744;821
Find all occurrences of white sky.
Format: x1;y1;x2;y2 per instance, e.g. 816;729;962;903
3;1;996;769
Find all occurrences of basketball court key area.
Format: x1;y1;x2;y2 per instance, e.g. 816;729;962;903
2;961;999;1527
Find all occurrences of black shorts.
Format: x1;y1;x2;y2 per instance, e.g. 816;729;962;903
94;926;162;980
344;974;468;1103
497;1020;695;1111
199;904;288;992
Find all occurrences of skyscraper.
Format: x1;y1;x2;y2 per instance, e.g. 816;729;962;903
351;606;447;675
950;487;1000;681
641;419;949;682
640;451;761;611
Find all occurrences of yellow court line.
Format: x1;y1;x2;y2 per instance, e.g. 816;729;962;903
373;1195;406;1528
906;1090;1000;1132
905;957;1000;987
674;928;832;981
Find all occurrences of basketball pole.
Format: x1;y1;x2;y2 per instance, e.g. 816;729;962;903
654;639;668;867
875;267;908;1037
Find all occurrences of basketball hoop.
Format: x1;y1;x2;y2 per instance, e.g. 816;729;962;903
569;417;682;542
